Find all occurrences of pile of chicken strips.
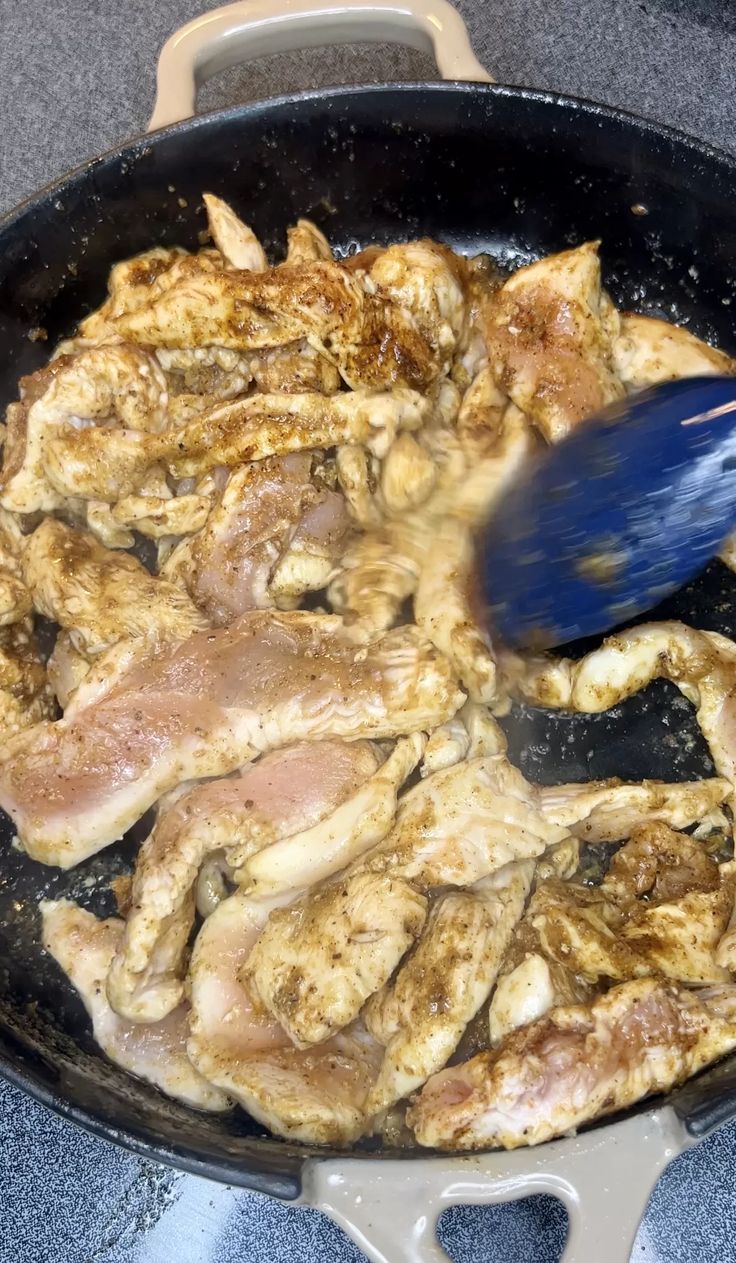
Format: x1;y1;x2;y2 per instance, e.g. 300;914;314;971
2;194;736;1150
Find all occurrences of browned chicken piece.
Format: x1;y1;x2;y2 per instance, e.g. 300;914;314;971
483;241;624;442
203;194;268;271
613;313;735;388
380;432;438;514
409;977;736;1150
243;871;428;1047
369;239;469;361
241;751;704;1050
0;345;169;513
363;861;533;1116
22;518;206;656
188;890;382;1144
0;619;55;738
39;386;427;506
414;515;497;703
77;246;188;343
113;260;444;391
601;819;722;903
285;219;333;266
250;340;341;394
167;387;430;480
0;506;32;625
335;446;383;529
533;826;734;989
41;899;230;1111
328;376;535;698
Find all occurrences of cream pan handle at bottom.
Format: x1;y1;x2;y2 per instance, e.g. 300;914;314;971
303;1106;687;1263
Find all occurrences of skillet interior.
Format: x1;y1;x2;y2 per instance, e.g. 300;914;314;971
1;82;736;1194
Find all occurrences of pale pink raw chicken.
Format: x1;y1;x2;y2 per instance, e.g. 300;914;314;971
0;611;461;867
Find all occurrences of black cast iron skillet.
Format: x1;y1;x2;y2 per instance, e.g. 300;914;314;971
2;3;736;1259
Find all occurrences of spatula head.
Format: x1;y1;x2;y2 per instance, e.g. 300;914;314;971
480;376;736;650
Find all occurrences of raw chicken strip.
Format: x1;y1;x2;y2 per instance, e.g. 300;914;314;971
408;977;736;1150
23;518;206;656
364;861;533;1115
243;734;424;896
180;455;318;623
0;611;462;867
107;740;379;1021
187;891;381;1144
41;900;229;1112
483;241;624;442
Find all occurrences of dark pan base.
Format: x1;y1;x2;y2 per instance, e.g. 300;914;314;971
1;83;735;1194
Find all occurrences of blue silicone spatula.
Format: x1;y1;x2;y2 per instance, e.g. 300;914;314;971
479;376;736;650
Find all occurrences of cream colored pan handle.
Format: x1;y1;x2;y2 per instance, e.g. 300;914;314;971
303;1107;688;1263
148;0;491;130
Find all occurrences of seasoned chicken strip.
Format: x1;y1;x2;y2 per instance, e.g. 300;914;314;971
107;740;379;1021
1;346;168;513
0;619;55;738
514;622;736;802
41;900;229;1112
364;861;533;1116
203;194;267;271
111;492;210;540
285;219;333;265
0;612;462;867
0;506;32;625
268;485;351;608
243;872;428;1047
168;388;429;479
538;777;730;844
409;978;736;1150
483;241;624;442
188;891;381;1144
243;734;424;896
613;313;735;388
176;455;348;624
22;518;206;656
114;261;442;391
369;239;468;358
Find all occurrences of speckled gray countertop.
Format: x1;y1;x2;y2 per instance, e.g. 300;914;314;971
1;2;736;1260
